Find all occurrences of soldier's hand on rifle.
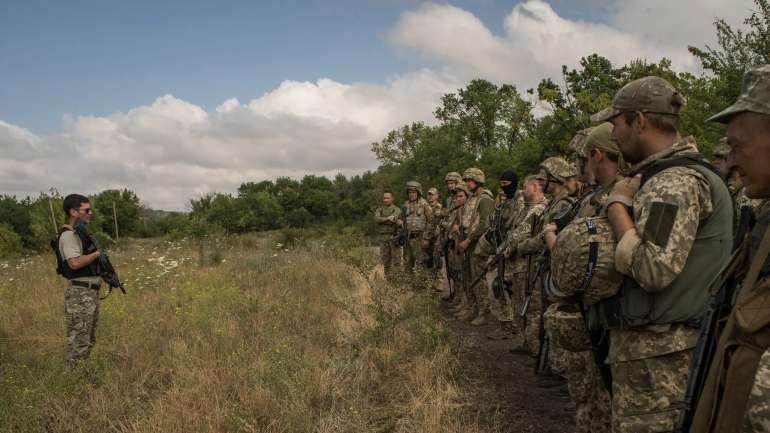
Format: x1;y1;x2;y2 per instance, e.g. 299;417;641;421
544;223;558;251
451;224;459;234
420;239;429;249
457;238;471;253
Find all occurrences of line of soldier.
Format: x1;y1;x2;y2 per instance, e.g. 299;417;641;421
375;64;770;433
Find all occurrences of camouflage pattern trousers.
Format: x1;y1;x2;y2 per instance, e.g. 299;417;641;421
64;283;100;366
610;348;692;433
404;236;428;287
379;237;401;279
563;350;612;433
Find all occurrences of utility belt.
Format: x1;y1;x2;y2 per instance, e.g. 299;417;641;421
70;280;102;291
594;277;702;331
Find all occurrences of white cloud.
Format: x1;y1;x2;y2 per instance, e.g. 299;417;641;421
388;0;752;87
0;70;459;210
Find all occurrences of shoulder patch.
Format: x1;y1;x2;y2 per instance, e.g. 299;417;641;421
643;201;678;248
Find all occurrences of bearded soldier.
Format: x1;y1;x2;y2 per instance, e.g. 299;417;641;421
452;168;495;325
590;76;733;433
402;181;434;287
690;65;770;433
714;137;756;232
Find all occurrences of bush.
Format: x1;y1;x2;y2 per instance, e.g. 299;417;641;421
0;224;23;258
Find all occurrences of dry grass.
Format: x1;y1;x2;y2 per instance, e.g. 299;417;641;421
0;232;489;433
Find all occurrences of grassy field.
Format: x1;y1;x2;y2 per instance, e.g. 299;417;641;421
0;231;487;433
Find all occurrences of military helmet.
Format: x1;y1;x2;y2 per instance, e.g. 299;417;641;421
713;137;730;159
454;182;470;196
539;157;574;183
405;180;423;196
462;167;485;184
444;172;462;183
427;187;439;195
549;216;622;305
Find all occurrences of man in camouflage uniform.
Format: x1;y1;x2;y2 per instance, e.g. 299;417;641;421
543;123;618;433
447;182;472;313
475;170;520;337
499;175;549;352
570;127;597;185
690;65;770;433
374;190;402;279
402;181;434;288
57;194;103;368
439;173;462;300
591;76;733;433
515;157;579;361
452;168;495;325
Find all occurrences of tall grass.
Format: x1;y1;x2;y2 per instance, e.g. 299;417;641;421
0;233;486;433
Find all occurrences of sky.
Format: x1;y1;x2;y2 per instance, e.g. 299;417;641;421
0;0;756;210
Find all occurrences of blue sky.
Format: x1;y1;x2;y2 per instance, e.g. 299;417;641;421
0;0;746;209
0;0;550;133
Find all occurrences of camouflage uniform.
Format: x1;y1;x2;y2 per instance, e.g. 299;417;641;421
427;190;444;287
457;168;495;323
59;228;103;366
402;182;434;286
447;182;470;308
374;203;402;279
593;76;734;433
690;65;770;433
500;192;549;352
547;124;617;433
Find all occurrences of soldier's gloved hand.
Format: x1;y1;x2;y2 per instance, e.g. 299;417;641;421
608;174;642;209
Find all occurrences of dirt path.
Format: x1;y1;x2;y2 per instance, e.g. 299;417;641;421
440;301;575;433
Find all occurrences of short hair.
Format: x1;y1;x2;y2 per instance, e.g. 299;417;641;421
589;147;620;163
383;190;394;197
622;111;679;134
63;194;90;216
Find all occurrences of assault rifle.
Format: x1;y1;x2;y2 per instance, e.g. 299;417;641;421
444;238;455;299
675;206;754;433
73;220;126;298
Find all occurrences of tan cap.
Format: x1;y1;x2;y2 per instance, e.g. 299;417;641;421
584;122;619;156
708;65;770;123
427;187;439;195
568;127;594;156
591;76;686;123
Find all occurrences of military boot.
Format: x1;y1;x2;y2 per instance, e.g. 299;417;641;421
470;311;489;326
456;306;477;321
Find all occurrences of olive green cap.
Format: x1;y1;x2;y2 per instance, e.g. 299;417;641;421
708;65;770;123
583;122;619;156
568;127;594;156
591;76;686;123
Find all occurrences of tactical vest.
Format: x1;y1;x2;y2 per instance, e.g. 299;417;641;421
404;199;428;233
376;205;401;236
52;229;100;280
461;189;493;230
597;160;733;329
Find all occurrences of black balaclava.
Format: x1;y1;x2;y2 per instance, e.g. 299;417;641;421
499;170;519;198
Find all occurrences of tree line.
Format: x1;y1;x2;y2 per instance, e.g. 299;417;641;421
1;0;767;258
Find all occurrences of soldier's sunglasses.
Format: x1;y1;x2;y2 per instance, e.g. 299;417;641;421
78;207;93;215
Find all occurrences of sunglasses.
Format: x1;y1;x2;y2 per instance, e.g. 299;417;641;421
78;207;93;215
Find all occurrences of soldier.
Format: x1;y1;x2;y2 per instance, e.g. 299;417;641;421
515;157;579;359
447;182;471;313
590;76;733;432
690;65;770;433
402;181;434;287
544;123;618;433
426;187;443;289
476;170;520;337
439;173;462;299
570;127;597;185
55;194;103;368
715;137;757;232
453;168;495;325
374;190;402;279
499;175;549;352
